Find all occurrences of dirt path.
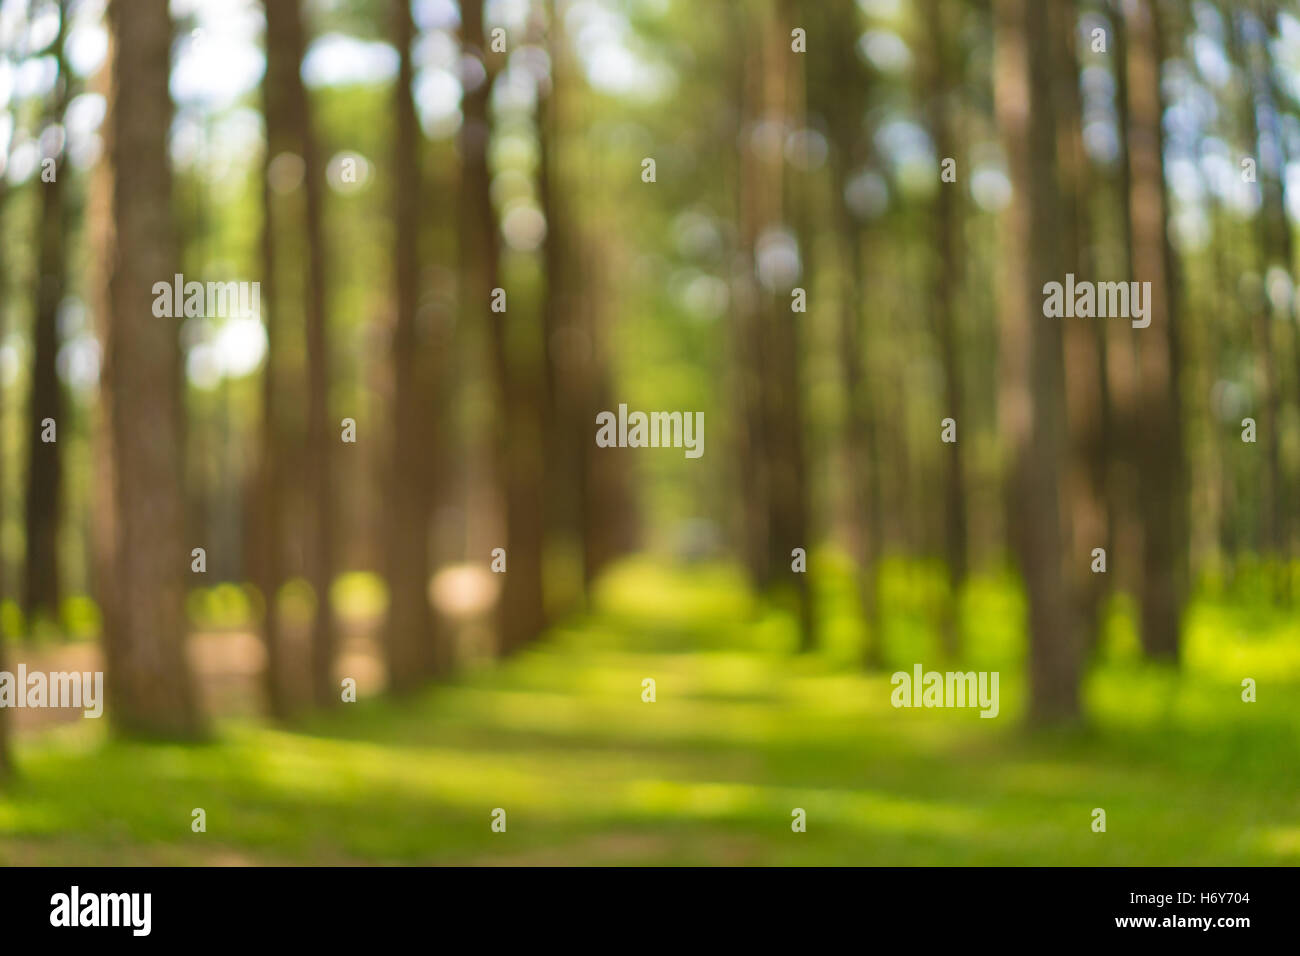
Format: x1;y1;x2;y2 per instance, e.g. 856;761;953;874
5;626;386;734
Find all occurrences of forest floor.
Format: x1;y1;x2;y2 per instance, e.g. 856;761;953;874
1;556;1297;865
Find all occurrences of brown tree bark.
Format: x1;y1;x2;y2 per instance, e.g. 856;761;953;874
1263;5;1300;587
838;217;884;668
0;597;8;775
771;0;814;651
384;0;445;688
262;0;338;706
995;0;1081;723
459;0;547;656
923;0;970;657
1125;0;1186;662
809;0;883;666
1224;5;1282;567
23;1;71;633
1241;2;1295;592
96;0;205;738
536;1;578;592
1104;0;1144;603
727;2;772;591
0;164;9;779
1052;0;1109;655
256;0;294;719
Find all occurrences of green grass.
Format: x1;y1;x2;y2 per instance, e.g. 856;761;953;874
1;554;1297;865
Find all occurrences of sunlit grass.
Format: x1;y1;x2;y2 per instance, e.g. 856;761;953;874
1;556;1296;864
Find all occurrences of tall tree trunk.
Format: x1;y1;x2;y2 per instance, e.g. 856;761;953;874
1243;3;1296;595
385;0;445;689
257;0;293;719
812;0;882;666
770;0;814;651
1125;0;1185;662
537;1;633;599
537;1;578;599
460;0;547;656
728;2;772;590
923;0;969;657
0;171;10;779
995;0;1080;723
97;0;205;738
0;598;8;777
1265;6;1300;590
23;1;71;634
1227;6;1283;571
263;0;338;706
300;7;337;708
837;216;884;668
563;161;639;592
1104;0;1144;604
1053;0;1109;655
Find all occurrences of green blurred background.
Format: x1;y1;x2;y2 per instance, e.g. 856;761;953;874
1;0;1298;864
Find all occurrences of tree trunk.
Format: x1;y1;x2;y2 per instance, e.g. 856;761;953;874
1125;0;1185;662
257;0;294;719
262;0;338;706
575;235;638;589
1241;3;1295;595
837;217;884;668
1052;0;1109;655
0;167;9;779
97;0;205;738
537;2;637;596
770;0;814;651
729;0;772;591
923;0;969;657
537;1;580;599
811;1;882;667
23;1;71;634
995;0;1081;724
385;0;445;689
731;0;815;649
1104;0;1144;604
460;0;547;656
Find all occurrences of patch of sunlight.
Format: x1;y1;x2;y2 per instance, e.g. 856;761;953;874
822;787;987;840
186;582;253;630
675;652;779;699
453;685;781;748
1258;826;1300;860
819;612;865;665
1097;592;1142;664
998;761;1112;797
564;658;664;698
332;571;388;621
1166;684;1259;730
782;672;881;714
853;799;985;840
870;706;1010;755
16;719;106;755
231;731;568;810
1184;608;1300;681
506;650;762;703
0;801;65;835
626;779;766;818
1088;670;1181;727
593;556;754;629
432;563;498;619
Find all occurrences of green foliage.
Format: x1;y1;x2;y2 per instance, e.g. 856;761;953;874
186;584;255;632
59;594;100;642
0;599;20;643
